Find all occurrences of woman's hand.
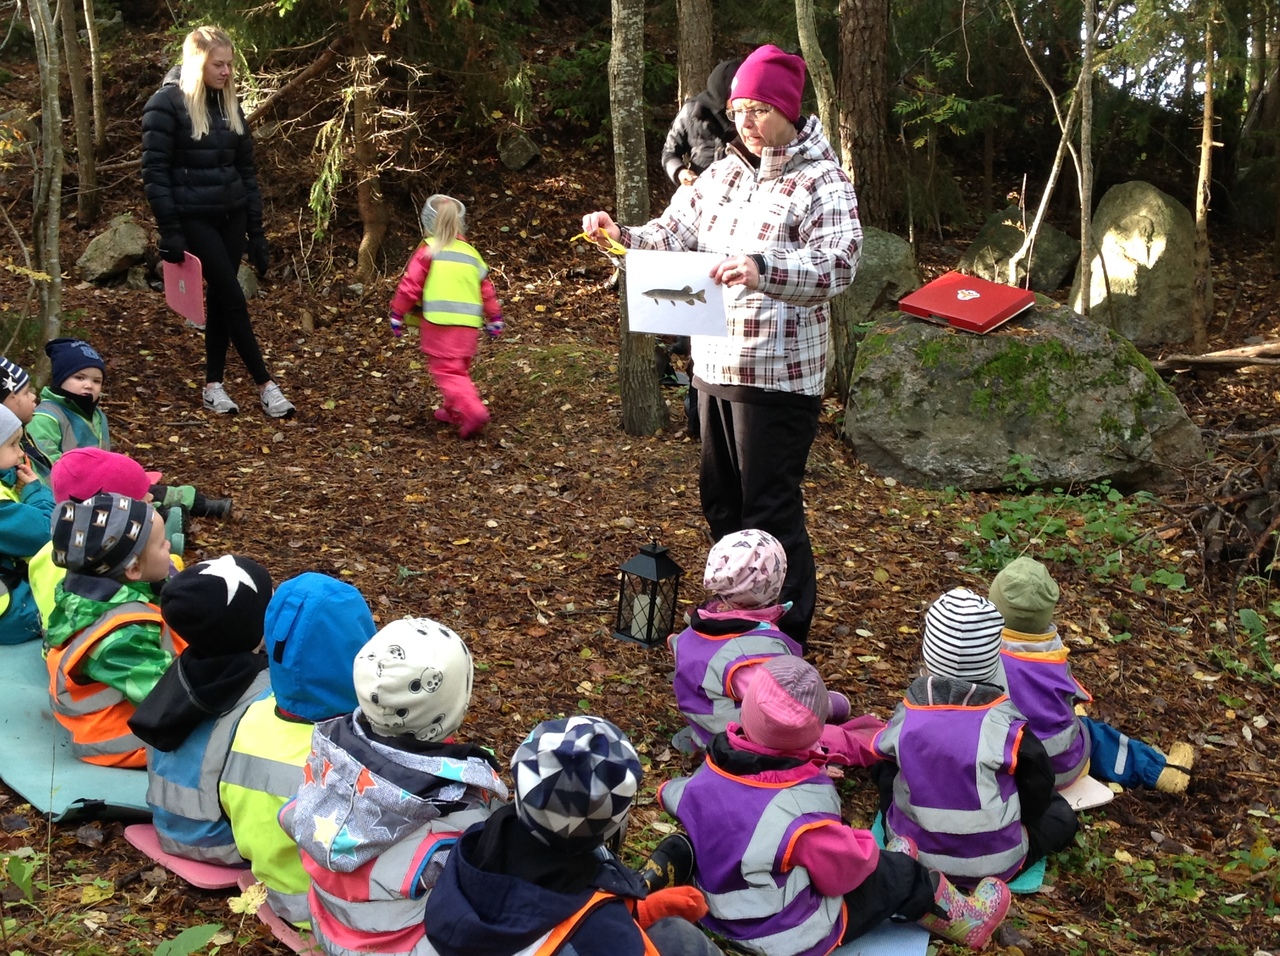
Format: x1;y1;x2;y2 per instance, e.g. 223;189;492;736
710;255;760;291
580;211;621;250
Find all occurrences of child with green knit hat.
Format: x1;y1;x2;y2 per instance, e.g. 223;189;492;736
992;555;1194;794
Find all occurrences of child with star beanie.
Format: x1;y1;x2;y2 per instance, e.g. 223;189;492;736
425;715;720;956
872;588;1078;886
283;617;508;956
991;555;1195;794
128;555;274;863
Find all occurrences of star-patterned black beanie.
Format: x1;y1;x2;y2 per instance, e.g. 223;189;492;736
0;357;30;402
160;555;274;656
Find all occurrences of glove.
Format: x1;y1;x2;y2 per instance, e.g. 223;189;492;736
483;314;504;339
633;887;708;928
248;235;270;276
390;312;405;338
158;229;187;264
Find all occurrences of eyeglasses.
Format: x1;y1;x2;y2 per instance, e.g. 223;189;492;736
726;106;774;123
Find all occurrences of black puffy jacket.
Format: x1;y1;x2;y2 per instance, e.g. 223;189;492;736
141;67;264;235
660;57;742;184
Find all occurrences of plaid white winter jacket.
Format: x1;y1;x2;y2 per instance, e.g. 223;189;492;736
620;116;861;397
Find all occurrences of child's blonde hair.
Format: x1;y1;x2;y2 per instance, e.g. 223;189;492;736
421;194;467;253
179;26;245;140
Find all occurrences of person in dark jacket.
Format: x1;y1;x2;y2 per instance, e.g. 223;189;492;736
141;26;295;420
424;716;719;956
661;58;743;187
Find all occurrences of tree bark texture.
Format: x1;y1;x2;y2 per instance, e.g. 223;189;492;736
81;0;105;150
1191;10;1216;352
838;0;889;227
1079;0;1095;318
348;0;388;286
60;0;99;224
675;0;712;107
610;0;664;436
796;0;839;159
26;0;63;341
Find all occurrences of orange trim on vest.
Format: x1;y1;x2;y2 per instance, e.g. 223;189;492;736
533;890;659;956
46;606;185;768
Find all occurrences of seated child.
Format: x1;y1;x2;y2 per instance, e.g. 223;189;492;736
990;556;1194;793
219;572;377;926
0;404;55;644
45;492;178;767
129;555;274;864
670;529;851;751
28;338;232;521
285;617;509;956
426;715;719;956
661;655;1011;954
0;355;53;476
873;588;1078;887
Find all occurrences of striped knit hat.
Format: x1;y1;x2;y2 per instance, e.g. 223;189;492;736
0;357;30;402
740;655;829;752
922;588;1005;684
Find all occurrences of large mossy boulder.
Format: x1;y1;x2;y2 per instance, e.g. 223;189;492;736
844;302;1204;491
76;214;147;282
1068;181;1197;347
958;206;1080;292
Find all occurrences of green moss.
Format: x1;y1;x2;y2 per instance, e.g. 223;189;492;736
965;340;1075;422
851;329;896;377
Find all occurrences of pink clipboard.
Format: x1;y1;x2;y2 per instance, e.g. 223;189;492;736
163;252;206;328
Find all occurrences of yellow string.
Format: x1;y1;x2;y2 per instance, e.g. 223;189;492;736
570;230;627;257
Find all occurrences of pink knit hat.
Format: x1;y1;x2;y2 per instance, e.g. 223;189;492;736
740;656;829;752
729;44;806;124
51;447;157;503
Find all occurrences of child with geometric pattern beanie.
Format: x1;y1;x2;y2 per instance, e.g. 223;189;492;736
425;715;720;956
668;530;861;753
873;588;1078;889
44;492;178;767
991;556;1194;794
284;617;509;956
129;555;275;864
663;655;1011;954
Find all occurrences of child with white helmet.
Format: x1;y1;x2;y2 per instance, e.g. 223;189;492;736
284;616;508;956
668;529;876;754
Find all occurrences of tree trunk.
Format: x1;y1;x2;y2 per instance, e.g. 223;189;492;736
796;0;839;158
838;0;890;227
1078;0;1095;318
348;1;389;286
1191;10;1216;352
82;0;105;150
611;0;664;436
675;0;712;106
59;0;98;223
26;0;64;343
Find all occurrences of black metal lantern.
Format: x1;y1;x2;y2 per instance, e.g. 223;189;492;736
613;542;682;647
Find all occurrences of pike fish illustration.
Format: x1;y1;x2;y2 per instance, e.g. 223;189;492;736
643;285;707;307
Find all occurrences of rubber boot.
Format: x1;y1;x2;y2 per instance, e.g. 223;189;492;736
640;833;695;892
884;834;918;859
1155;741;1195;794
917;873;1011;951
191;494;234;520
160;504;189;557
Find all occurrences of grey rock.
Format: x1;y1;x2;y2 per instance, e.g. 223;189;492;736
959;206;1080;292
76;215;147;282
1068;181;1198;347
238;265;259;299
125;265;151;291
498;130;540;171
844;301;1204;491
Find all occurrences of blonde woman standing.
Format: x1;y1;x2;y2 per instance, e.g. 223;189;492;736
142;26;294;418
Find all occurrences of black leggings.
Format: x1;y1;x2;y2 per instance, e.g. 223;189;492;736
180;211;271;385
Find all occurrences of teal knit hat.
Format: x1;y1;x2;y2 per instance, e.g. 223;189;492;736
989;557;1060;634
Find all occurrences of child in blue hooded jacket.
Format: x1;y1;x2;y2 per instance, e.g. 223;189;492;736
0;403;54;644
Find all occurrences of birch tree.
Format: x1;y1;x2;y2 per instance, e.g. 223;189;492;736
60;0;99;223
82;0;106;150
25;0;63;341
610;0;664;436
676;0;713;106
1190;7;1217;351
795;0;840;159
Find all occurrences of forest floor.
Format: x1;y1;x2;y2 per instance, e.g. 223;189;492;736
3;22;1280;956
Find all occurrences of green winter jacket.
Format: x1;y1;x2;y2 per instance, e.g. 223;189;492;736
27;388;111;481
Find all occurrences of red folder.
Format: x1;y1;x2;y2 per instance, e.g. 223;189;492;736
899;272;1035;334
163;252;205;329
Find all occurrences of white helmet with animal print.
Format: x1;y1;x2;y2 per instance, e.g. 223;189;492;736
353;617;474;742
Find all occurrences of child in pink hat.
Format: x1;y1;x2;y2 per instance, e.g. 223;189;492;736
660;656;1011;953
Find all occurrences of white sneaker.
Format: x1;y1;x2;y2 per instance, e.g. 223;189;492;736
203;382;239;414
260;382;295;418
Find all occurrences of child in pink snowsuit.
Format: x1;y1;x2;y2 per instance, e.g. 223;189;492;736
389;194;504;438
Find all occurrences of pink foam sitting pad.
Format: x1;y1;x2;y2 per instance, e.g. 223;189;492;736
236;870;321;954
1061;773;1116;811
123;824;247;890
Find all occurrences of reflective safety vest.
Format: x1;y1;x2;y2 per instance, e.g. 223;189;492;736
147;670;272;864
999;637;1093;789
219;697;314;926
28;541;65;630
301;809;491;956
30;399;109;481
421;240;486;329
46;601;185;768
512;890;660;956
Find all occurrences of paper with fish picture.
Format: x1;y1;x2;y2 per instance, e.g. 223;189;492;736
624;249;731;337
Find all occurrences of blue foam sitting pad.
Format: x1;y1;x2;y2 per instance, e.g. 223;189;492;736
829;919;929;956
872;812;1045;894
0;641;150;821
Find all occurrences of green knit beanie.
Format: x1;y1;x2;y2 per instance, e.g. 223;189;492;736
989;556;1060;634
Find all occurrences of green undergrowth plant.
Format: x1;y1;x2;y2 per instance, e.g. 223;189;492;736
958;456;1180;587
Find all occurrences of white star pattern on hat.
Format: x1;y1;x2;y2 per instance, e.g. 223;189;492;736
198;554;262;605
2;375;19;394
